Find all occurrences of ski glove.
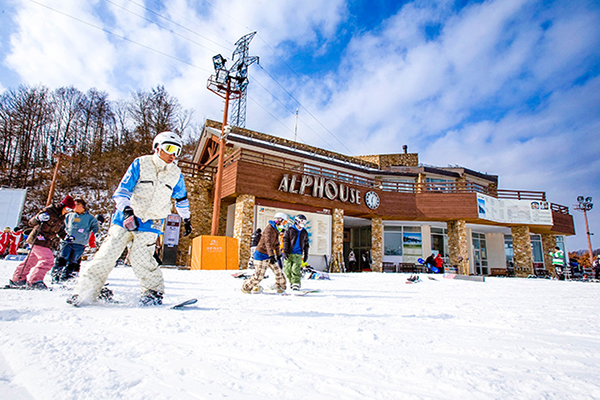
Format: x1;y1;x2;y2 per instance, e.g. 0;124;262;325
269;255;277;264
122;206;139;231
36;213;50;222
183;218;192;236
65;235;75;243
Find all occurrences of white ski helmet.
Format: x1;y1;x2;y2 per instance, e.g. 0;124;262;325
273;212;288;223
294;214;307;228
153;131;183;155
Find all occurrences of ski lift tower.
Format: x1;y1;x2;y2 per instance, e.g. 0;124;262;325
207;32;259;235
229;32;259;128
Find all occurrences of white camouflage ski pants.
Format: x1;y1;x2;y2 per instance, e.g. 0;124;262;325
73;224;164;302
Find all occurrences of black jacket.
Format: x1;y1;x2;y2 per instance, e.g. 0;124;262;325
282;226;309;261
250;229;262;247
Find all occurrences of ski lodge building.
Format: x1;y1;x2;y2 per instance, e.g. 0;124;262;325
183;119;575;277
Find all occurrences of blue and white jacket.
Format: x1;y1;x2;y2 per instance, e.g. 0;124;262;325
112;153;190;235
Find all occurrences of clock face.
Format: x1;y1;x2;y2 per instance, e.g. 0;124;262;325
365;191;380;210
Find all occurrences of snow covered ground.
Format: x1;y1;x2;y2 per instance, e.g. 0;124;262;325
1;260;599;400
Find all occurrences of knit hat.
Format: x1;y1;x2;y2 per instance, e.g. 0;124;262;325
61;195;76;209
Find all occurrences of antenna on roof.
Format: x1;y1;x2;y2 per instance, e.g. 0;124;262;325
294;109;299;142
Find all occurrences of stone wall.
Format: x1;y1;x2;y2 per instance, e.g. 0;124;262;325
541;233;557;276
371;217;383;272
176;177;214;267
355;153;419;168
447;220;469;275
511;226;533;277
233;194;256;270
331;208;344;273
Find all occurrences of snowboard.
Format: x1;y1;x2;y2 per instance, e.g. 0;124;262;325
170;298;198;309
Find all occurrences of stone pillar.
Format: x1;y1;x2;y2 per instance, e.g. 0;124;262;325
455;174;466;192
177;178;214;267
541;233;557;276
416;173;426;193
447;220;469;275
371;217;383;273
511;226;533;277
233;194;256;270
331;209;344;273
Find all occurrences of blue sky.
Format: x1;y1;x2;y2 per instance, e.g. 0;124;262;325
1;0;599;251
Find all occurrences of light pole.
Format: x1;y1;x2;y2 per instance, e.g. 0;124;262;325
206;34;258;236
574;196;594;264
46;136;74;206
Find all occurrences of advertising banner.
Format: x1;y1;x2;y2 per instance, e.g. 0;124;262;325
477;194;553;225
255;206;332;257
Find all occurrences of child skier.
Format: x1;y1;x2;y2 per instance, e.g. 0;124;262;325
282;214;310;290
241;213;288;294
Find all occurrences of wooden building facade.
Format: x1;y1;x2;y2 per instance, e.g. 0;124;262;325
187;120;575;277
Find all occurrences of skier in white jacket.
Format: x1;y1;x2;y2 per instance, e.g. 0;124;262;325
68;132;192;306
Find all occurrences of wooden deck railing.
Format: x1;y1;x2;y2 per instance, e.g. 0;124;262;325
178;159;215;180
200;148;570;213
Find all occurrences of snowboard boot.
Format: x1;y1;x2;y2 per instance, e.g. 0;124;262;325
242;285;263;294
267;284;286;293
66;294;81;306
27;281;49;290
98;286;114;302
140;289;163;306
7;279;27;288
52;258;67;283
291;283;300;291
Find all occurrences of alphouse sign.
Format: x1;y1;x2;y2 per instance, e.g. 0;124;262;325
278;174;363;205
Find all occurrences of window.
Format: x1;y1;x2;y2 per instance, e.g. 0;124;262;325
384;227;402;256
530;234;544;265
426;178;454;192
431;227;448;259
472;232;488;275
384;226;422;262
504;235;513;269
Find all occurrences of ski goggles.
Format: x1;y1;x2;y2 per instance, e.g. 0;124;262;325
160;142;181;157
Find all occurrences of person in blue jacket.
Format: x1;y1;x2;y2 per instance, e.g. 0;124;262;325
50;198;99;283
68;131;192;306
282;214;310;290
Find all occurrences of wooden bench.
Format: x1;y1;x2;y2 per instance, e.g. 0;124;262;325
397;263;422;273
382;262;397;273
489;268;507;277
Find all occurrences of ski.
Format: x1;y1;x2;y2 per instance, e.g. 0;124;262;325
2;285;53;291
263;289;321;296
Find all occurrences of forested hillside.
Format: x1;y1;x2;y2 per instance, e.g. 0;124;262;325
0;84;200;225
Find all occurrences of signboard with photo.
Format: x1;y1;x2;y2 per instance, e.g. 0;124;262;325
477;194;553;225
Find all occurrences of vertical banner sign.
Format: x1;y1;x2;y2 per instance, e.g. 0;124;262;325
162;214;181;265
